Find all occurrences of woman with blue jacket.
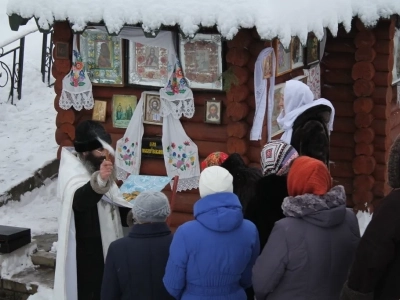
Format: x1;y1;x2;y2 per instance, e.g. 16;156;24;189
163;166;260;299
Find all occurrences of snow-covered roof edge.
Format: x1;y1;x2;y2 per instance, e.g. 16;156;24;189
6;0;400;47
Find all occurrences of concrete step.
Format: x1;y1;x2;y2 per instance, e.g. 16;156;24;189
0;266;54;299
31;250;56;269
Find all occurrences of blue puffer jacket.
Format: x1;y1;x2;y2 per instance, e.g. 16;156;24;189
163;192;260;300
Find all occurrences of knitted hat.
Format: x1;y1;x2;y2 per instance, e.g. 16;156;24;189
74;120;112;153
287;156;331;196
199;166;233;198
131;191;171;223
261;140;299;176
388;135;400;188
201;152;229;171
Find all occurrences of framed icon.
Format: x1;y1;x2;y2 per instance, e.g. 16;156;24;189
92;100;107;122
204;99;222;125
112;95;138;128
143;92;163;125
55;42;69;60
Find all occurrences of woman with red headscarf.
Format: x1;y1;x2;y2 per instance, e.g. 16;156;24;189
252;156;360;300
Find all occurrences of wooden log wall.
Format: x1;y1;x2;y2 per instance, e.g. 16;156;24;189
53;22;74;157
351;20;378;211
321;24;357;206
370;18;399;209
321;18;398;211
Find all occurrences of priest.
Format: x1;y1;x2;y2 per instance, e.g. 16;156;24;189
54;120;131;300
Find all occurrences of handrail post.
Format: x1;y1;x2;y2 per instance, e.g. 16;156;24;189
47;31;53;87
17;37;25;100
41;32;47;83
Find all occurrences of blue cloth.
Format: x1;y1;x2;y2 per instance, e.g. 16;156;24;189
163;192;260;300
120;175;171;202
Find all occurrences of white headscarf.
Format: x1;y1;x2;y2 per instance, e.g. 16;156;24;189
276;80;335;144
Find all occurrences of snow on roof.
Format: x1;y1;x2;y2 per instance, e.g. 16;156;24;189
6;0;400;47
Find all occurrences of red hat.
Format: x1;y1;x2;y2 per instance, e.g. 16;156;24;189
201;152;228;171
287;156;331;196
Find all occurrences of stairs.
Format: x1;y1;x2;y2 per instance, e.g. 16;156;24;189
0;234;57;300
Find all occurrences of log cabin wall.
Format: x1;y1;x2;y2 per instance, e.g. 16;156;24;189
370;18;399;210
321;25;357;206
322;18;399;212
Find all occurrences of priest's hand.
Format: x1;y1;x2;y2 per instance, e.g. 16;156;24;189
100;160;113;182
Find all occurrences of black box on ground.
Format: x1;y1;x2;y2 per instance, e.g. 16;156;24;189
0;225;31;254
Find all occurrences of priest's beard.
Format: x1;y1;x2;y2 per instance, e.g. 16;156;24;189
78;152;117;182
82;152;105;173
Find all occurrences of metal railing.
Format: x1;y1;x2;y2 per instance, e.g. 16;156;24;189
41;30;54;88
0;27;55;105
0;36;26;105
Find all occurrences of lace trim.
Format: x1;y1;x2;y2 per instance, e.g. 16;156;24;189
172;176;199;192
60;89;94;111
160;89;195;119
116;166;129;181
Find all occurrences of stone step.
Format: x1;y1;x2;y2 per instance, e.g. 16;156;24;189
31;250;56;269
0;266;54;299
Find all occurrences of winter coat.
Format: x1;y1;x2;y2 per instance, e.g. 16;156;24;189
252;185;360;300
245;175;287;251
101;222;174;300
291;104;332;166
341;189;400;300
163;192;260;300
220;153;262;212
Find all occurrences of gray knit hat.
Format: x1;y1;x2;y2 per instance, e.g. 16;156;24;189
131;191;171;223
388;135;400;188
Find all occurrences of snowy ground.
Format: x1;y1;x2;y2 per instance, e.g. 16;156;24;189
0;179;59;235
0;0;57;195
0;0;57;298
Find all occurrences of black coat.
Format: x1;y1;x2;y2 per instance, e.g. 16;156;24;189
101;223;175;300
72;173;130;300
343;189;400;300
245;175;288;251
73;178;105;300
220;153;262;212
291;104;332;166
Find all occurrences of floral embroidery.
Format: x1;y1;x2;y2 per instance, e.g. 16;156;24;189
118;139;138;166
166;141;196;171
70;50;87;87
165;61;190;96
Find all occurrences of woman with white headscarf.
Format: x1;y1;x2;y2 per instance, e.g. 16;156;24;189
276;80;335;166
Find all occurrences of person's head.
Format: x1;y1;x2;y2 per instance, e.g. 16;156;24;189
388;135;400;189
200;152;228;171
100;43;110;56
150;48;155;55
280;80;314;117
74;120;112;173
131;191;171;224
287;156;332;197
199;166;233;198
261;140;299;177
209;104;218;115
